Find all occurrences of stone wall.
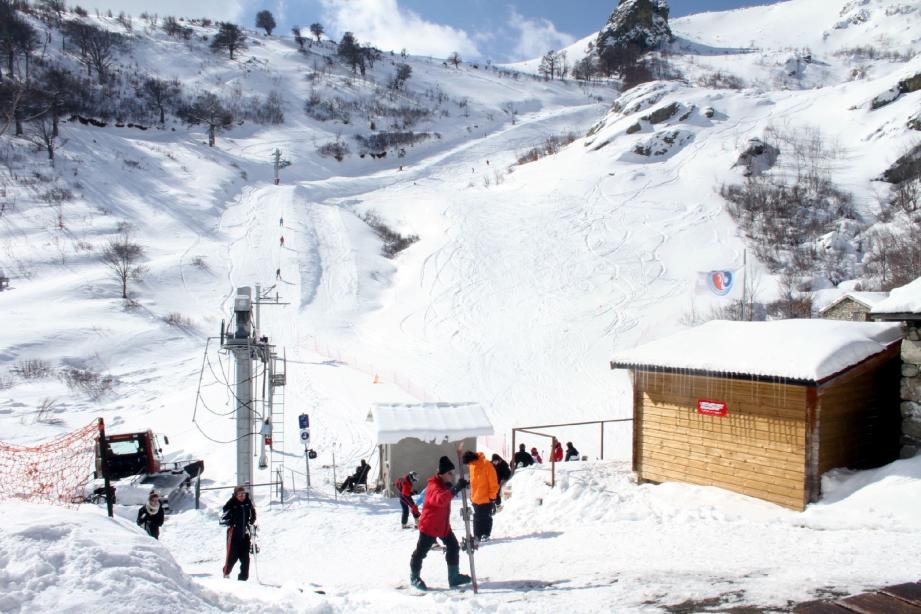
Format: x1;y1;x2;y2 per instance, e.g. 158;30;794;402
821;298;871;321
900;322;921;457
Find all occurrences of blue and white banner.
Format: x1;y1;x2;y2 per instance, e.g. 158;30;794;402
696;269;742;298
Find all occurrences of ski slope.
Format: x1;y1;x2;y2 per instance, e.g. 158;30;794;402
1;0;921;611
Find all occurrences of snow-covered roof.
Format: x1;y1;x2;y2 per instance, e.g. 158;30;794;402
871;277;921;317
369;403;494;444
819;291;889;314
610;320;903;382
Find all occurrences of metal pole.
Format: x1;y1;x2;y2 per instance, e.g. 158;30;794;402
195;475;201;510
304;447;311;488
511;429;516;472
600;422;604;460
235;348;254;488
551;436;556;488
332;450;338;502
97;418;113;518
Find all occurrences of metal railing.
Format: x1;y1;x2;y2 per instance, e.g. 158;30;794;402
511;418;632;487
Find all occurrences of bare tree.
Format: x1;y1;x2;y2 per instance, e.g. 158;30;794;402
179;92;234;147
309;22;324;43
291;26;305;50
538;50;558;80
140;76;181;124
28;114;59;163
101;228;145;299
255;10;275;36
447;51;461;68
210;22;247;60
64;22;124;83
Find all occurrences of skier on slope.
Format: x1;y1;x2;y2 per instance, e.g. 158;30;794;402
491;453;511;507
221;485;257;581
408;456;471;591
396;471;421;529
512;443;533;470
136;491;165;539
462;450;499;543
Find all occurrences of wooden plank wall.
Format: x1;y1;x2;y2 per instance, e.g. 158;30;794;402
635;370;809;510
817;345;902;474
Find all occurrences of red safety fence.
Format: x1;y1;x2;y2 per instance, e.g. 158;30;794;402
0;418;98;507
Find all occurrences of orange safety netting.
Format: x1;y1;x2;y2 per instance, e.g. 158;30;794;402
0;418;99;507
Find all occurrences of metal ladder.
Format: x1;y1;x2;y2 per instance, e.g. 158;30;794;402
269;350;287;500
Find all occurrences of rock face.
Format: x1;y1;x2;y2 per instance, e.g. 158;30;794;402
596;0;673;56
899;323;921;457
733;138;780;177
881;143;921;184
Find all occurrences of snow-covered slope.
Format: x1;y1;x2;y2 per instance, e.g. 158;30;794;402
1;0;921;611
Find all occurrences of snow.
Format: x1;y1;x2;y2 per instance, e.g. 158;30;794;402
0;0;920;611
369;402;494;444
611;319;903;381
871;276;921;316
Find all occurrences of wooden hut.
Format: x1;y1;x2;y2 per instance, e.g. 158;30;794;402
368;402;494;496
610;320;903;510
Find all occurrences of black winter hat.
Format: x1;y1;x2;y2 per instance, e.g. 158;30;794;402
438;456;455;474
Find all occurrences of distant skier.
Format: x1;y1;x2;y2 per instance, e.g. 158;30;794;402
221;485;257;581
396;471;421;529
550;440;563;463
565;442;579;462
279;216;284;226
530;447;542;464
279;236;285;247
408;456;470;591
512;443;533;470
490;453;511;507
136;492;164;539
462;450;498;543
275;267;281;280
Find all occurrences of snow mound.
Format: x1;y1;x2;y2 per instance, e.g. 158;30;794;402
872;276;921;316
0;503;322;614
610;319;902;381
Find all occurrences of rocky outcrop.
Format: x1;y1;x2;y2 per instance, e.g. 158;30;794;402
733;138;779;177
596;0;673;51
632;129;693;158
870;72;921;110
880;143;921;184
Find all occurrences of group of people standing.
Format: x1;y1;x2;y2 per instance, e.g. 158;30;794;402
512;440;579;467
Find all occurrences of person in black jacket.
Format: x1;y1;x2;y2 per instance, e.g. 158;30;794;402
221;485;257;581
512;443;533;470
137;492;165;539
565;442;580;462
491;454;511;507
338;459;370;493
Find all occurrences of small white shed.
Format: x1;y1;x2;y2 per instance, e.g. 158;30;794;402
368;402;494;496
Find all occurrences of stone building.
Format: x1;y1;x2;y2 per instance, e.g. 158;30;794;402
871;277;921;457
819;292;888;321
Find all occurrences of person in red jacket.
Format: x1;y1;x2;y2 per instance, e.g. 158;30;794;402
408;456;471;591
530;447;542;464
396;471;420;528
550;440;563;463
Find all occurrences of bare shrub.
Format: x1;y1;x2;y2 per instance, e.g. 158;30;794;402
318;139;349;162
359;211;419;258
35;398;62;425
355;131;429;155
163;312;194;328
833;46;916;63
10;359;53;379
0;374;15;389
698;71;745;89
190;256;209;270
59;367;116;401
517;133;577;165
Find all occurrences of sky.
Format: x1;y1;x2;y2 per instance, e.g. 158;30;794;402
86;0;786;62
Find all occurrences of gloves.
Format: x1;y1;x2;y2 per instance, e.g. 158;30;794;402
490;500;497;515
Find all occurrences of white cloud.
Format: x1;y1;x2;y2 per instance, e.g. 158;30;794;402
319;0;479;59
84;0;247;22
508;9;575;61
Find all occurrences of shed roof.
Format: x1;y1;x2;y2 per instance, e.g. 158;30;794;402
610;319;902;383
369;402;494;444
871;277;921;318
818;291;889;314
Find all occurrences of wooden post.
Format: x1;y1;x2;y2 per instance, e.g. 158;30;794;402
551;436;557;488
97;418;114;518
511;429;516;472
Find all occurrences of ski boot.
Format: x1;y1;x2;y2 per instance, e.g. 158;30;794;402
410;573;427;591
402;523;412;529
448;565;472;588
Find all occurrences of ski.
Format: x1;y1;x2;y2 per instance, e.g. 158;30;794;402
455;444;479;594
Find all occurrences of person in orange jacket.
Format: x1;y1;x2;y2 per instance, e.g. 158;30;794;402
550;440;563;463
461;450;499;542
